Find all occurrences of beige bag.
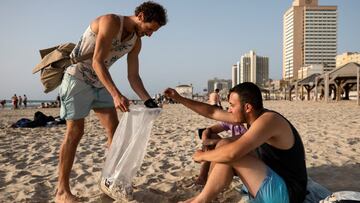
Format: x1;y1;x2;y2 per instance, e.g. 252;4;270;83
32;43;93;93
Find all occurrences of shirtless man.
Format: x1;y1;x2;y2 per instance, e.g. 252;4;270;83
208;88;221;108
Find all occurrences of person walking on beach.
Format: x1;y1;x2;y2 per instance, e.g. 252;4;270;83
11;94;18;109
18;95;22;108
208;88;222;109
164;82;308;203
55;2;167;203
56;94;61;108
23;94;27;108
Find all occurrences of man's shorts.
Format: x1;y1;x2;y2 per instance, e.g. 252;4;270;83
59;73;114;120
250;167;290;203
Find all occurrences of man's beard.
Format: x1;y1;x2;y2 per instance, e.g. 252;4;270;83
239;104;247;124
134;26;144;37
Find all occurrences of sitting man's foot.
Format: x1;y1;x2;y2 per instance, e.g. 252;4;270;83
55;191;82;203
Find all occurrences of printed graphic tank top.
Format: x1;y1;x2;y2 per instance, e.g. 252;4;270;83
66;15;137;87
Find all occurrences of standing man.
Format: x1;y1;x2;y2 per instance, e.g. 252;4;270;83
208;88;222;108
11;94;18;109
164;82;307;203
18;95;22;108
56;94;61;108
23;94;27;108
0;100;5;108
55;2;167;202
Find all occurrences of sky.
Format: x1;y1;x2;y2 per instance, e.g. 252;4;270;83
0;0;359;100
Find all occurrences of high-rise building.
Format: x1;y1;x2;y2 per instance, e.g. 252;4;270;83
232;64;238;87
238;50;269;87
283;0;337;80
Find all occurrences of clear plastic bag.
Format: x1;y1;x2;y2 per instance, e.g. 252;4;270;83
99;105;161;200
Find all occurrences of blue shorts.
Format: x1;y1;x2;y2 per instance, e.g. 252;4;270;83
250;167;289;203
59;73;114;120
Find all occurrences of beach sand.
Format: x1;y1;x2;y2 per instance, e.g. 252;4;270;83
0;100;359;202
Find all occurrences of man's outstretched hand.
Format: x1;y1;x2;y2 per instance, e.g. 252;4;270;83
164;88;181;101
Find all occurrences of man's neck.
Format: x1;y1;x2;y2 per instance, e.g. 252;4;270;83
123;16;137;33
247;108;265;126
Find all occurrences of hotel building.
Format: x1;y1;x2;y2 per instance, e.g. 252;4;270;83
283;0;337;80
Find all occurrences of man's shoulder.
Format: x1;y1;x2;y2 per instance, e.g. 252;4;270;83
97;14;121;26
99;13;120;19
256;110;285;125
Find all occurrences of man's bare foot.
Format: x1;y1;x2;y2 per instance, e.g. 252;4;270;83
55;191;81;203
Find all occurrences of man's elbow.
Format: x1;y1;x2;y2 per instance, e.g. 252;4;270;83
92;60;102;71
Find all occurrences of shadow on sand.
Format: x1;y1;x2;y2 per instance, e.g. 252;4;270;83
308;163;360;191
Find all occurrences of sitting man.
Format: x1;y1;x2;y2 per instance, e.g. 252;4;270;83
196;121;247;186
164;82;307;203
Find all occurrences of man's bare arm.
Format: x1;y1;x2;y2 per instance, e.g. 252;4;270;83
195;113;278;163
127;38;151;101
91;14;129;111
164;88;241;123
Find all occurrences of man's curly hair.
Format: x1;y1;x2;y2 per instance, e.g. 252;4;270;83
135;1;168;26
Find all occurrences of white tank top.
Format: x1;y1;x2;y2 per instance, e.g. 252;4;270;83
66;15;137;88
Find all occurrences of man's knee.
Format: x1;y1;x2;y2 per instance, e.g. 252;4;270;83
64;122;84;145
66;130;83;144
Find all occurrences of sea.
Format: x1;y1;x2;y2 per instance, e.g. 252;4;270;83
0;99;145;109
1;100;58;109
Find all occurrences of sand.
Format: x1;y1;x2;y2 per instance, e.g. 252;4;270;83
0;100;359;202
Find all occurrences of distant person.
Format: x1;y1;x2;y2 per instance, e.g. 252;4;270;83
11;94;18;109
320;88;325;100
56;94;61;108
195;121;247;186
164;82;308;203
0;100;5;108
208;88;222;108
39;102;46;108
23;95;28;108
55;2;167;203
18;95;22;108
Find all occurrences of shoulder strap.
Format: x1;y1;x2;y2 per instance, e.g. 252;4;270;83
70;52;93;64
70;15;123;64
118;15;124;42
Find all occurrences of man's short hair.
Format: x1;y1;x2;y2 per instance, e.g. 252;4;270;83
215;88;220;93
229;82;263;110
135;1;168;26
